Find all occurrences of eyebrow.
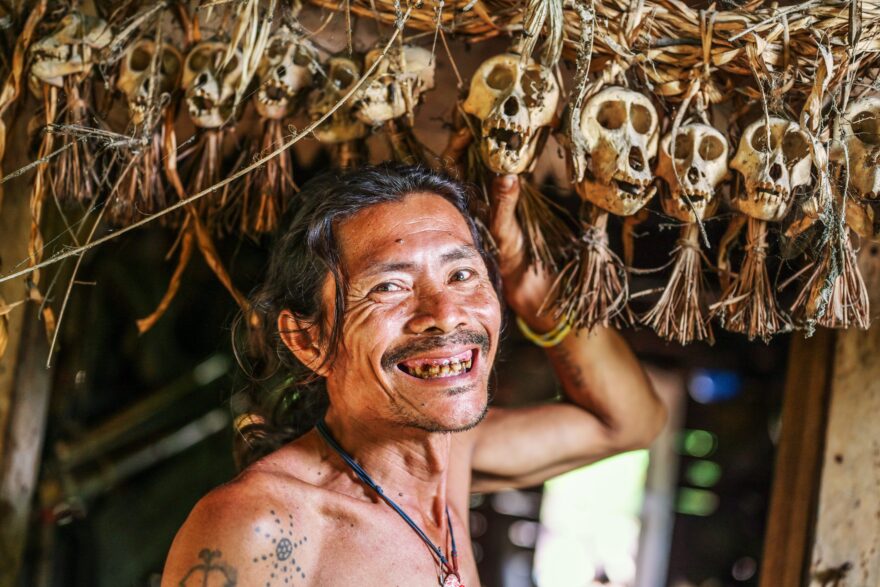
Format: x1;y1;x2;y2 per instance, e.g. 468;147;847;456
360;245;481;278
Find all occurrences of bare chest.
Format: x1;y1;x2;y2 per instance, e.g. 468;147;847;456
309;510;479;587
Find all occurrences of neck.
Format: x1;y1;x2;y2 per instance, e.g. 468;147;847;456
319;407;453;527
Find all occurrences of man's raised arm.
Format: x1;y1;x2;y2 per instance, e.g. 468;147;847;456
467;175;667;493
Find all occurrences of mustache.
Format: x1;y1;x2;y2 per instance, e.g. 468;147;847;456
381;330;490;371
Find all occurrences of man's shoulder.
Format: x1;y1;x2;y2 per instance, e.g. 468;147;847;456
161;437;328;586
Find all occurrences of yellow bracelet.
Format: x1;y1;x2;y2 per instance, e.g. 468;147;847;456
515;315;572;348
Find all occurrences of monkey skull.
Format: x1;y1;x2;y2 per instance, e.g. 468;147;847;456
462;53;559;175
575;86;659;216
834;95;880;200
354;45;435;126
28;12;113;95
308;55;367;143
255;26;317;119
182;42;243;128
116;39;183;125
656;123;729;222
730;116;814;222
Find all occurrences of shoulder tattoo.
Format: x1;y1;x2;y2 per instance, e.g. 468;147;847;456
177;510;308;587
250;509;309;585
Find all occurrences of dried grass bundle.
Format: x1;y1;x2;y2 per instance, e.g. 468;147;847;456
179;128;228;231
227;117;297;237
711;217;787;341
540;209;633;330
643;223;714;345
106;130;172;227
48;78;104;204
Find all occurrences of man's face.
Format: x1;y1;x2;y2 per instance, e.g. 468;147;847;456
321;192;502;433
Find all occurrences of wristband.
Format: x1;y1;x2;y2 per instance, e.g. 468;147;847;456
515;315;572;348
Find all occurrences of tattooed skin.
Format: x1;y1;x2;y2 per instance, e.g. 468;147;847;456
176;511;307;587
251;510;308;585
178;549;237;586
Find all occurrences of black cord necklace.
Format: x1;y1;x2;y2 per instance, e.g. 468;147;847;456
316;418;464;587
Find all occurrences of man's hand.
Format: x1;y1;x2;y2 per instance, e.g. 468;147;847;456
488;174;558;333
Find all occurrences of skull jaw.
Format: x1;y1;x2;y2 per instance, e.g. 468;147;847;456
311;109;367;144
730;186;793;222
479;132;540;175
187;92;236;128
660;189;713;223
354;83;406;125
576;178;655;217
255;82;296;119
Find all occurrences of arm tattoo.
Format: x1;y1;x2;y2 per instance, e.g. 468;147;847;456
549;346;586;393
250;509;309;585
178;510;308;587
178;549;237;586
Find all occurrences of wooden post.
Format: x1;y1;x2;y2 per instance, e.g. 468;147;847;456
759;328;835;587
0;104;53;586
806;244;880;585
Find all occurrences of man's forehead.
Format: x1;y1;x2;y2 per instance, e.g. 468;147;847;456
336;193;477;268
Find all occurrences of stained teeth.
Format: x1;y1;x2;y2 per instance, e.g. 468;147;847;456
402;355;474;379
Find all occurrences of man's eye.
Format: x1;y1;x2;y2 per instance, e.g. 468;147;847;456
372;282;403;293
450;269;475;282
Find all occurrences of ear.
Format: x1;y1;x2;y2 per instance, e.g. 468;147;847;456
278;310;329;377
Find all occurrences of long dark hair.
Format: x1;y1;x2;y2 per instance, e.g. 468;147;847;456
233;163;501;467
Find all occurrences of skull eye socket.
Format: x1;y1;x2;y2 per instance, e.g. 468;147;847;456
750;126;779;152
630;103;653;134
852;110;880;145
699;135;724;160
161;51;181;76
267;39;285;61
187;50;211;72
522;69;545;108
331;66;356;90
782;131;809;163
293;47;311;67
486;64;515;91
672;134;693;160
130;47;152;72
222;54;240;76
596;100;626;130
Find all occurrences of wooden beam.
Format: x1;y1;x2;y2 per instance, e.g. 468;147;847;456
0;308;52;586
760;328;835;587
806;244;880;585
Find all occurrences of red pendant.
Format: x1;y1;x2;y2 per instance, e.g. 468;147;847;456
443;573;463;587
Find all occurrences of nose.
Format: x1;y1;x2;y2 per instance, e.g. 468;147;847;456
406;288;468;335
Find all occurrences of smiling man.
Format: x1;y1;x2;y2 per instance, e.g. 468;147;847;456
161;165;666;586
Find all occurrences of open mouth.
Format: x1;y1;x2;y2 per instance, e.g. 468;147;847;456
397;348;476;380
258;80;291;106
485;119;527;153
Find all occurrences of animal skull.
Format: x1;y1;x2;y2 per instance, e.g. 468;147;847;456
462;53;559;175
354;45;435;126
116;39;183;125
656;123;729;222
308;55;367;144
255;26;317;119
833;95;880;200
574;86;660;216
182;42;243;128
28;12;113;95
730;116;814;222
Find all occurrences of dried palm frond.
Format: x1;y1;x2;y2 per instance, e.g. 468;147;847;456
642;223;714;345
540;209;633;331
710;217;788;342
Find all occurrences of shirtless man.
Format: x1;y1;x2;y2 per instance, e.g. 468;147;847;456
161;165;666;586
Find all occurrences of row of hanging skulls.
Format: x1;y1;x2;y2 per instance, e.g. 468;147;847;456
16;9;880;344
